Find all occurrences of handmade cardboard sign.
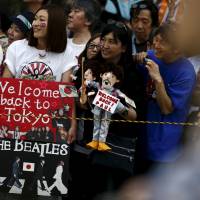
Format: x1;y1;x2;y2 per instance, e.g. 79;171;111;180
93;90;119;114
0;139;69;197
0;78;77;143
0;78;75;197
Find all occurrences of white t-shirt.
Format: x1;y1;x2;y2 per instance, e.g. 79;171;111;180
66;38;86;79
0;44;3;65
66;38;86;64
4;39;76;82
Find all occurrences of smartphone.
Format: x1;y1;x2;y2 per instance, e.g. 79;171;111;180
143;57;149;65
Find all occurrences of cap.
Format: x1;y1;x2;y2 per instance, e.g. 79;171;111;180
10;11;34;35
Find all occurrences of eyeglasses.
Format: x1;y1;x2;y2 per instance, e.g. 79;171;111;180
130;3;150;20
87;43;101;50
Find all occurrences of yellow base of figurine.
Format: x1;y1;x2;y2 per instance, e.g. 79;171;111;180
86;140;99;149
98;142;111;151
86;140;111;151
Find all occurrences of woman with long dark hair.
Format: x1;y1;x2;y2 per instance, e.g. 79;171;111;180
70;22;146;200
3;4;77;143
86;22;146;197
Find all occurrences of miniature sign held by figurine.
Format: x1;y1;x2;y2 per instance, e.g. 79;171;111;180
80;63;136;151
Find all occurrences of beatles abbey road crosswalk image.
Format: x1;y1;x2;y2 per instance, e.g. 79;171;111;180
0;78;77;197
0;139;70;197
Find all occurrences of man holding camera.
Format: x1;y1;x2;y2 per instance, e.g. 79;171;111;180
141;23;196;169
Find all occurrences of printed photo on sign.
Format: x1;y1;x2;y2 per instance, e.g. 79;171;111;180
0;78;76;143
23;162;35;172
0;139;69;197
59;84;78;98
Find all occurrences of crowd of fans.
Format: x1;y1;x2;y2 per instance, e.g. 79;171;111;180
0;0;200;200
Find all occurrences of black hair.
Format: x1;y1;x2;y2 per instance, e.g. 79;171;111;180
0;12;11;32
148;27;158;45
29;4;67;53
154;22;178;47
100;22;133;66
11;11;34;37
130;0;159;27
79;33;101;62
71;0;102;33
42;0;50;5
101;62;124;88
83;59;102;82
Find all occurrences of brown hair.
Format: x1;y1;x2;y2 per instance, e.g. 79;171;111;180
71;0;101;33
154;22;179;48
28;4;67;53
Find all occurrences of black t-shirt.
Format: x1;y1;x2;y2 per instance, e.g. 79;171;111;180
109;64;147;138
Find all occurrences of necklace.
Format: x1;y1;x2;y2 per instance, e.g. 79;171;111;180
38;50;47;58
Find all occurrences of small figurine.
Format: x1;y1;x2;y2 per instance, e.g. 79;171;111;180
77;59;102;141
79;59;101;105
80;63;136;151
